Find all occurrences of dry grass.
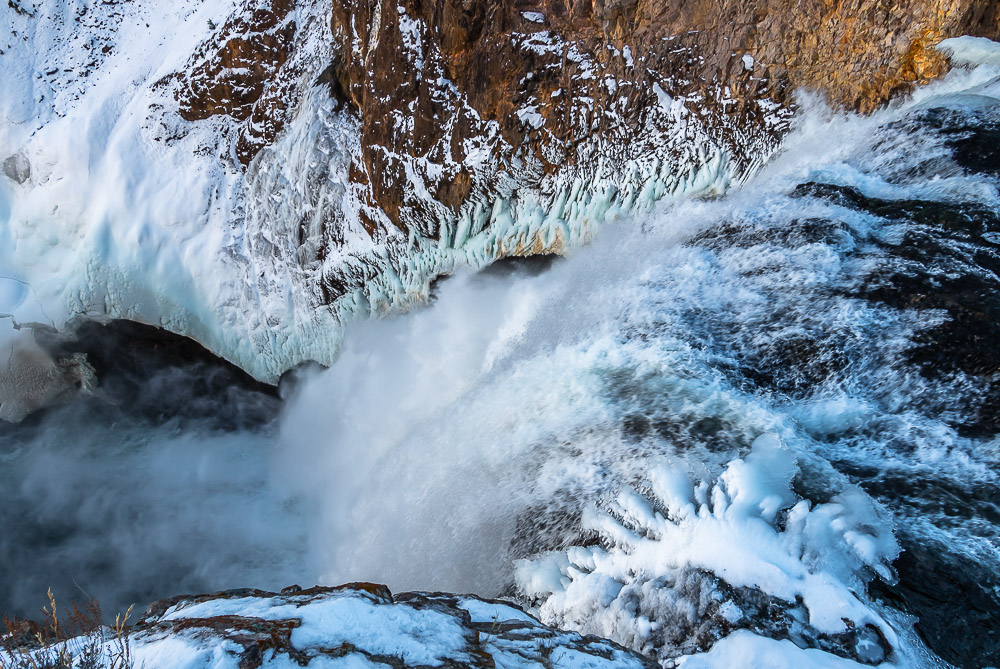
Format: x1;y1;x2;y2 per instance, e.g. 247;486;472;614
0;591;135;669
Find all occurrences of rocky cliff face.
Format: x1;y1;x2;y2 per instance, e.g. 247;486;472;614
175;0;999;234
166;0;1000;371
1;0;998;403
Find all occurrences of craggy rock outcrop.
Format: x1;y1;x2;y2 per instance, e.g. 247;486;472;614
171;0;300;164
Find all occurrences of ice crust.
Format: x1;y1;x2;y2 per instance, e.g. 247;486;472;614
936;36;1000;67
515;436;900;665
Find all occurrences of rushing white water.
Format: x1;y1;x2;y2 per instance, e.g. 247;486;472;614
3;34;1000;669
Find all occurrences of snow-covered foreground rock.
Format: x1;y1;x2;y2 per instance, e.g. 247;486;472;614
3;584;656;669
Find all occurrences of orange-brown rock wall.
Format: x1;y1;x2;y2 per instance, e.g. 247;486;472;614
168;0;1000;283
175;0;1000;166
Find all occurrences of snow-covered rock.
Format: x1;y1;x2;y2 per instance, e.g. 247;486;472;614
3;583;657;668
0;0;743;412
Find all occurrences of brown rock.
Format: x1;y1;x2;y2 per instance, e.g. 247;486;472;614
167;0;1000;300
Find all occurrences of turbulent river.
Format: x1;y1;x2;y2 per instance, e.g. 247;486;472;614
3;49;1000;669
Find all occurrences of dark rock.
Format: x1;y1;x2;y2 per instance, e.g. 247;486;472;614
869;531;1000;669
476;254;562;279
2;153;30;184
792;179;1000;436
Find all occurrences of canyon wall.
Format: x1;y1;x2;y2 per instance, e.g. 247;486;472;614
177;0;1000;235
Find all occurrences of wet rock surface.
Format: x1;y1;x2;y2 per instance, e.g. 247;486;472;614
676;104;1000;668
790;160;1000;438
868;531;1000;669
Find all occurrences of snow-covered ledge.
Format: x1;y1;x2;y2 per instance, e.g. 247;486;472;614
2;583;655;669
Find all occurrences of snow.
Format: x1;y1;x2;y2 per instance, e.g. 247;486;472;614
742;54;755;70
516;435;900;664
653;83;673;109
679;630;887;669
516;105;545;129
163;593;470;665
0;0;253;366
521;12;546;24
457;598;537;625
936;36;1000;67
396;6;425;71
2;588;652;668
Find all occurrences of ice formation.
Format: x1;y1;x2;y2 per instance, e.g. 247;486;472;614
515;436;901;666
936;35;1000;67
